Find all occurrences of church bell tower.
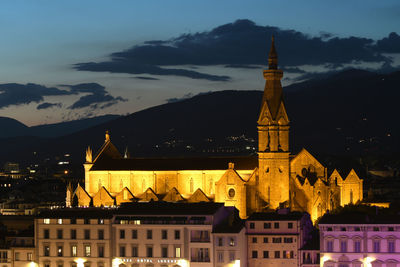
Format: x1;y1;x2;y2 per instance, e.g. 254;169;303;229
257;36;290;209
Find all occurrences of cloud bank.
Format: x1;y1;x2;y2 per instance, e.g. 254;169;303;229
0;82;126;110
74;19;400;81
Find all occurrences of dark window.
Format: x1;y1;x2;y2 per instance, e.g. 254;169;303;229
57;246;63;257
388;227;394;231
275;251;280;258
288;222;293;229
272;237;282;243
98;246;104;257
284;237;293;243
132;230;137;239
84;229;90;239
263;251;269;258
355;227;361;231
263;237;268;243
252;237;257;243
119;246;126;257
132;246;138;257
162;230;168;240
120;230;125;239
175;230;180;240
274;222;279;229
373;227;379;231
147;230;152;239
252;251;258;258
44;246;50;256
341;227;346;231
249;222;255;229
147;246;153;257
327;227;333;231
98;230;104;240
70;218;76;224
264;223;271;229
162;247;168;257
84;219;90;224
71;229;76;239
57;229;63;239
44;229;49;239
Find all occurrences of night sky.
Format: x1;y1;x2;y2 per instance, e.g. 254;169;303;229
1;0;399;126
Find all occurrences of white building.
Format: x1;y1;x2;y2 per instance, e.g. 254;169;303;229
35;202;241;267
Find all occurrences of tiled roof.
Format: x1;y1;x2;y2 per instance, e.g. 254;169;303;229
90;156;258;171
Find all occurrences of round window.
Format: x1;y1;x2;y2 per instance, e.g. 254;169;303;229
228;188;235;198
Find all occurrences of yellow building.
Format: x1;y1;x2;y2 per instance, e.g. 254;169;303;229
67;38;363;223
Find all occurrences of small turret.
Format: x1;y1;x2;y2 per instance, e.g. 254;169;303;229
105;130;110;142
85;146;92;163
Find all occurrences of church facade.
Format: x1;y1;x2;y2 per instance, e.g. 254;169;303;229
67;38;363;223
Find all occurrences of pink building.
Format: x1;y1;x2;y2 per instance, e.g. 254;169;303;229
319;212;400;267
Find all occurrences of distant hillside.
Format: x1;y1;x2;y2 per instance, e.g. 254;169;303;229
0;114;120;138
0;69;399;165
0;117;28;138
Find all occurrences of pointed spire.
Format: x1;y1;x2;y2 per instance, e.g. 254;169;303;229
105;130;110;142
86;146;92;163
124;147;130;159
268;35;278;70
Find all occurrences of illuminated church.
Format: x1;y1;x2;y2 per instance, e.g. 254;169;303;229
67;38;363;223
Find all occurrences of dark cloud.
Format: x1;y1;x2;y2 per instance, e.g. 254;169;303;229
0;83;69;109
60;83;127;110
224;64;261;69
134;76;160;80
36;102;62;110
75;61;229;81
0;82;126;110
375;32;400;53
74;19;399;80
166;93;194;103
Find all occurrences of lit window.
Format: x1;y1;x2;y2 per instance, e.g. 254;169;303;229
85;245;91;257
175;247;181;258
71;245;77;257
27;253;32;261
57;219;63;224
229;237;236;246
98;219;104;224
57;246;63;257
133;220;140;225
14;252;20;261
44;219;50;224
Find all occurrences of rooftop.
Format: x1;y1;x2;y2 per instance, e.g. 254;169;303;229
247;211;306;221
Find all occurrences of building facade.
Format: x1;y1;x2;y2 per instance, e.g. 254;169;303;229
319;214;400;267
245;210;313;267
35;203;245;267
68;38;363;223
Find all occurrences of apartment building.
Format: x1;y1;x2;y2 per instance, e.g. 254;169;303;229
34;202;237;267
35;209;113;267
319;212;400;267
245;210;313;267
213;214;246;267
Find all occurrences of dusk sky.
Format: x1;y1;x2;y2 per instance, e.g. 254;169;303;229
1;1;399;126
